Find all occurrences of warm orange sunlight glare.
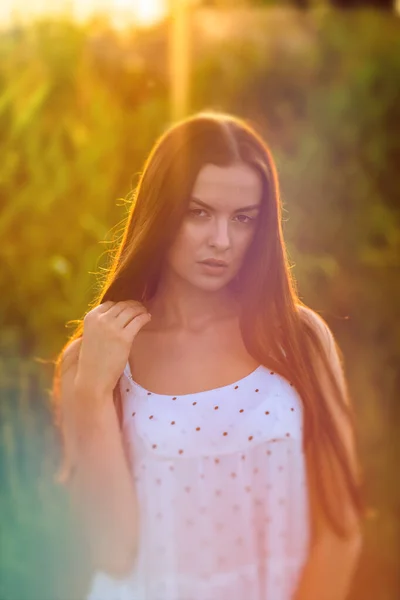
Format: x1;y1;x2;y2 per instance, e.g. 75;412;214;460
113;0;167;26
0;1;168;28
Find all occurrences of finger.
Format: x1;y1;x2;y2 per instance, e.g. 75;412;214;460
125;299;147;311
113;299;145;315
104;303;132;319
124;312;152;337
92;301;115;314
116;305;148;326
115;300;147;317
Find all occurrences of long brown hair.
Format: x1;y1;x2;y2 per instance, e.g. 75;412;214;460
51;110;365;541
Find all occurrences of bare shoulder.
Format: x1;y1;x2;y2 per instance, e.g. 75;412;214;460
297;304;336;356
298;304;348;394
298;304;349;406
299;306;363;538
297;303;330;330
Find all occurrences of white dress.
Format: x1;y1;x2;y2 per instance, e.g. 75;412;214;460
86;362;311;600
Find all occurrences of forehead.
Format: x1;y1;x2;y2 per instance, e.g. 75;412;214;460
191;163;262;206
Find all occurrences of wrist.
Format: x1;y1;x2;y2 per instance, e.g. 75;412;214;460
74;371;113;404
72;377;114;438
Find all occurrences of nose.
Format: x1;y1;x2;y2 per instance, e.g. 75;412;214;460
207;217;231;251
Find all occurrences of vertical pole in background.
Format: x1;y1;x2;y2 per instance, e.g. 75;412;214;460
169;0;190;122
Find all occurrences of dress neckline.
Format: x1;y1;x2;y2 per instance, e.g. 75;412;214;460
124;362;264;398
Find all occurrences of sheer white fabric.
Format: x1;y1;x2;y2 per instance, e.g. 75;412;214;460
86;363;311;600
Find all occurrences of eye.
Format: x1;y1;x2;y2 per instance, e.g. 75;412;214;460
188;208;208;218
234;214;256;224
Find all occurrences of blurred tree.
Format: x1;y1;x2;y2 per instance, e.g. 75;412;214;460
330;0;394;8
245;0;312;7
203;0;396;9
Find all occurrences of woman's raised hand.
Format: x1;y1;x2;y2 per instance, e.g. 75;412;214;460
75;300;151;398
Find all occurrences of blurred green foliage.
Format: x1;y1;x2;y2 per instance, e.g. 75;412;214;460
0;7;399;600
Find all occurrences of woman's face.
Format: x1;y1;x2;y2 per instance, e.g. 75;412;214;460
165;162;263;292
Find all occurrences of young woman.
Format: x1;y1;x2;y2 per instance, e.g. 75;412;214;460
52;111;364;600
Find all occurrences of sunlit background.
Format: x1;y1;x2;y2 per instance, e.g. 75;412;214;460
0;1;399;600
1;0;400;27
0;0;169;28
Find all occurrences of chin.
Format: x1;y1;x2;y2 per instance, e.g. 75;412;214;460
190;277;231;293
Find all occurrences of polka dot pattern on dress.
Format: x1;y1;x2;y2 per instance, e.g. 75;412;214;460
107;359;311;600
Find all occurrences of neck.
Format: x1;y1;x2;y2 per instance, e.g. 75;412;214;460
145;271;240;332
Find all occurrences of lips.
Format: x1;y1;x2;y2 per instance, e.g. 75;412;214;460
200;259;228;267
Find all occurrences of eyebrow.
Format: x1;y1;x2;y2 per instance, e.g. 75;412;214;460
190;196;261;213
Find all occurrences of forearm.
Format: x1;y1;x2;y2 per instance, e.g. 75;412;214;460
63;384;139;577
292;534;363;600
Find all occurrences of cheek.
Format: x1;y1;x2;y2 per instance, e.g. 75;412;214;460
176;221;204;251
233;228;257;260
166;222;202;265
